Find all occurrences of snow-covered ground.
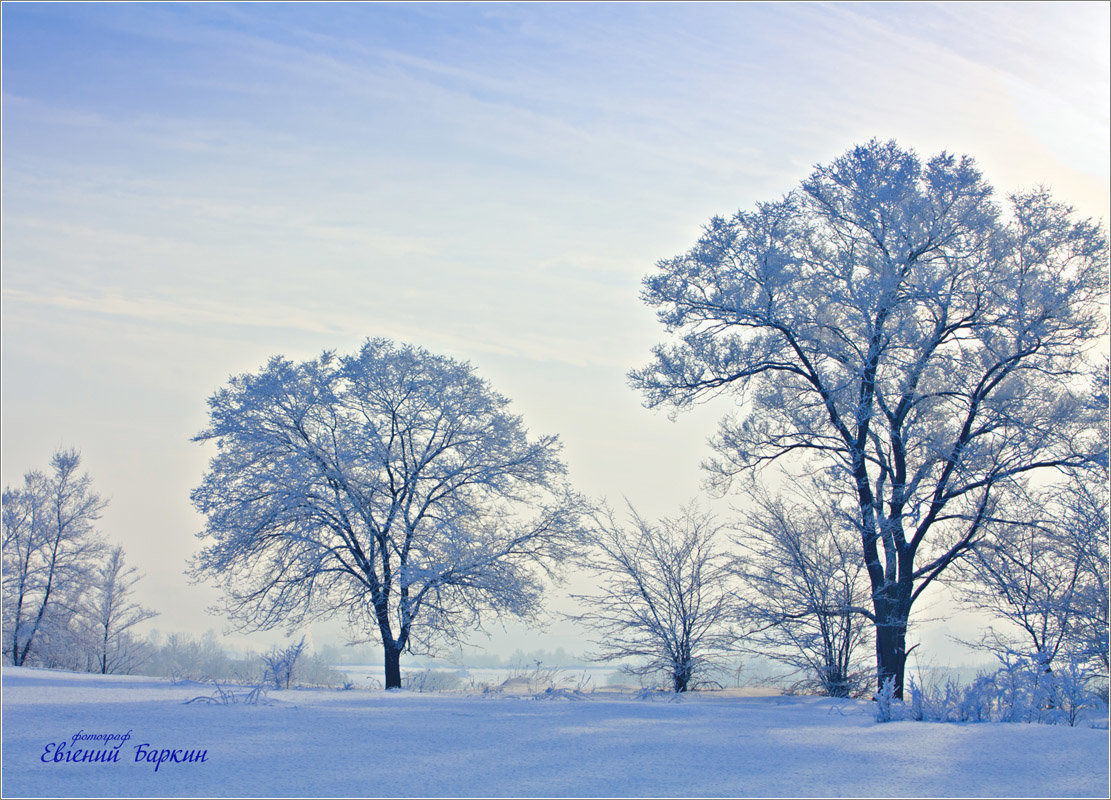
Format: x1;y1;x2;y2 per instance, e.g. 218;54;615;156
2;666;1107;798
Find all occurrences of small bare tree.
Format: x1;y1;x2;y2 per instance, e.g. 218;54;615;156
1067;362;1110;675
1062;469;1109;674
87;546;158;674
262;636;307;689
3;450;105;666
732;482;873;697
956;467;1108;677
570;503;735;693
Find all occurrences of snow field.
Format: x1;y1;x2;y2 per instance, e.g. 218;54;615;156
1;666;1107;798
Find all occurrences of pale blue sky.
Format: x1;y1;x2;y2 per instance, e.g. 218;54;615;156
3;1;1108;658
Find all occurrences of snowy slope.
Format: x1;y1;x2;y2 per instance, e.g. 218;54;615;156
1;666;1107;798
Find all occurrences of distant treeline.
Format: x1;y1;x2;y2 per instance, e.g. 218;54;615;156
144;630;344;687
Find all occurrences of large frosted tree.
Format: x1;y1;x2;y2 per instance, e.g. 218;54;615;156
631;140;1108;696
191;338;585;688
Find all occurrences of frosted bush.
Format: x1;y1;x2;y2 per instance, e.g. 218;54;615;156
878;654;1105;726
874;678;901;722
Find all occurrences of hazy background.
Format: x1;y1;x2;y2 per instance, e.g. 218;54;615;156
3;2;1108;665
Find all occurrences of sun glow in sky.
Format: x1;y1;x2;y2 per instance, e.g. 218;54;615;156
2;2;1109;657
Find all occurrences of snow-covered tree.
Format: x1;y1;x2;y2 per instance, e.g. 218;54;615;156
1071;359;1111;674
570;503;735;692
631;140;1108;696
85;545;158;674
191;338;586;688
1062;469;1109;674
956;365;1107;678
3;450;106;667
731;479;872;697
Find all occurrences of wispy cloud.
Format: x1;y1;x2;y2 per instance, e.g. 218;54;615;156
1;279;639;371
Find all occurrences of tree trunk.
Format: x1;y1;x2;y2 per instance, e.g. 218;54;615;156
13;626;33;667
384;645;402;690
11;627;23;666
672;663;691;693
11;596;27;666
874;603;909;699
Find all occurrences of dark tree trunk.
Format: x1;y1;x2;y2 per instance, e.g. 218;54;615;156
874;595;910;699
384;645;402;690
12;626;34;667
822;663;851;698
10;603;26;666
672;663;691;693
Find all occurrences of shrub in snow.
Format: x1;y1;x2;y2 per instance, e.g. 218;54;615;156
184;678;270;706
262;637;306;690
510;660;581;693
902;674;995;723
878;654;1106;726
1043;659;1095;727
533;686;588;701
402;669;464;693
294;652;346;688
874;677;901;723
142;631;343;688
